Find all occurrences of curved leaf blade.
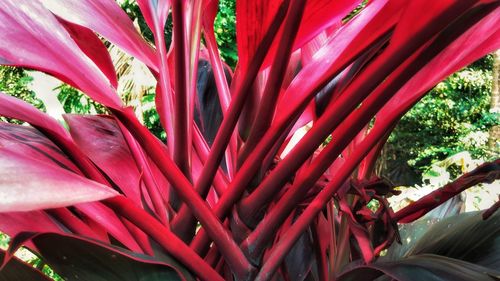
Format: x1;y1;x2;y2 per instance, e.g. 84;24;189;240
0;0;122;109
0;149;118;212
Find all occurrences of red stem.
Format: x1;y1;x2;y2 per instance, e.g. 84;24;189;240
203;25;238;177
172;0;192;179
153;10;175;153
47;208;99;240
170;0;291;238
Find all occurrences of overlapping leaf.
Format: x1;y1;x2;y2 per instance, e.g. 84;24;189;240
0;0;122;109
64;115;144;205
41;0;158;72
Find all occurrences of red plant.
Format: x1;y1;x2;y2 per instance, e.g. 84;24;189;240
0;0;499;280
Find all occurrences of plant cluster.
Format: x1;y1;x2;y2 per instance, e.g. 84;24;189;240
0;1;499;281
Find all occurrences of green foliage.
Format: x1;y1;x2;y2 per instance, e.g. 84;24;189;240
142;92;167;141
0;67;45;123
385;56;498;177
214;0;237;67
57;84;107;115
0;232;9;249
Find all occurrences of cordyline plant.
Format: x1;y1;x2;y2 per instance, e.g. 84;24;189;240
0;0;499;280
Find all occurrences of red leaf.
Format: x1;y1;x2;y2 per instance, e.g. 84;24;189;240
236;0;285;70
57;18;118;89
0;149;118;212
0;0;122;109
0;211;63;239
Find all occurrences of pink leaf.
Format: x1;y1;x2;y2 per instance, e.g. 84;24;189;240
41;0;158;72
57;18;118;89
0;123;80;174
64;115;143;205
0;149;118;212
0;0;122;109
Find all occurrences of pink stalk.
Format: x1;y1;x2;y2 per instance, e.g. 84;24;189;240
172;0;193;179
171;127;230;239
104;196;224;281
192;125;229;194
112;107;254;279
153;9;175;153
203;22;238;177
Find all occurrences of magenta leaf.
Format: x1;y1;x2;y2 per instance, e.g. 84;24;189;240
0;0;122;109
0;93;71;142
0;211;63;239
0;149;118;212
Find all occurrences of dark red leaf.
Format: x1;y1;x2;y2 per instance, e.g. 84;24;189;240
27;233;190;281
64;115;144;205
338;254;500;281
